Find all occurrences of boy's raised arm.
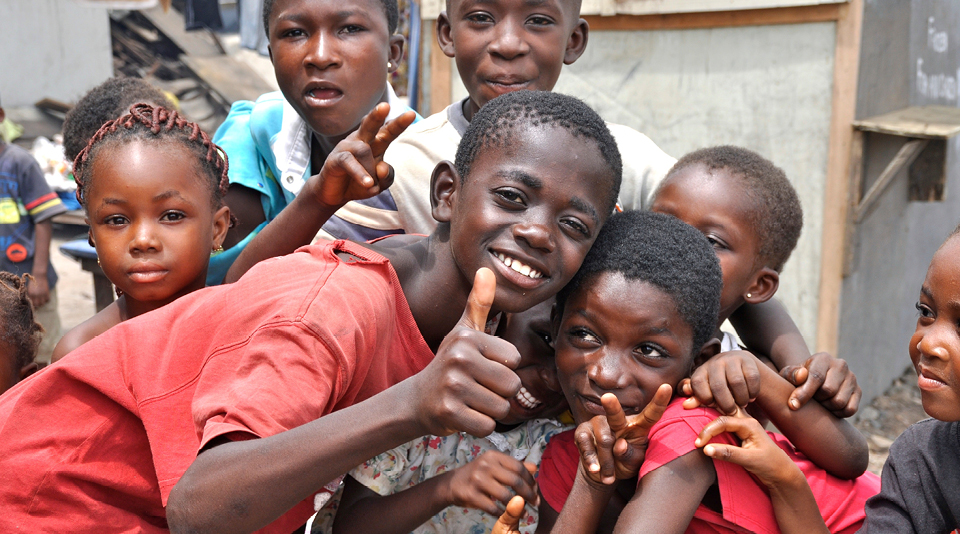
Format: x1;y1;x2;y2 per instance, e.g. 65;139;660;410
729;299;861;417
167;270;523;534
223;105;416;284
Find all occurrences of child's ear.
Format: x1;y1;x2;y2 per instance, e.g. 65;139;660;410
430;161;459;223
563;18;589;65
86;227;95;248
693;336;722;369
743;267;780;305
18;361;38;382
211;206;231;250
436;11;456;58
388;35;405;73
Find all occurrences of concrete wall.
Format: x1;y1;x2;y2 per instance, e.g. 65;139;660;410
0;0;113;107
839;0;960;406
448;22;838;346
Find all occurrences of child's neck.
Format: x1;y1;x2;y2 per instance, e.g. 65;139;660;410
116;281;206;322
367;228;496;352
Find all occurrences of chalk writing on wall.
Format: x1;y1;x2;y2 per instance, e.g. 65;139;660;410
916;16;958;104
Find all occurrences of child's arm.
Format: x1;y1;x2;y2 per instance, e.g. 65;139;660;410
222;104;417;284
696;411;829;534
332;453;538;534
685;351;867;479
28;220;53;307
542;386;672;534
729;300;861;417
167;270;523;533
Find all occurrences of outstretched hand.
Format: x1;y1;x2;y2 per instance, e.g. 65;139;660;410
410;268;522;438
491;495;526;534
574;384;672;485
680;350;762;414
779;352;861;417
307;103;417;209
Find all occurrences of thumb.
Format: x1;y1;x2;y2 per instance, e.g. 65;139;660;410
492;495;525;534
459;267;496;331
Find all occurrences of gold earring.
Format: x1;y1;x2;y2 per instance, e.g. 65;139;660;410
211;245;224;256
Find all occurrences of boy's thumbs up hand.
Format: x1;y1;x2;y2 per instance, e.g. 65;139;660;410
491;496;526;534
409;268;522;438
306;103;416;210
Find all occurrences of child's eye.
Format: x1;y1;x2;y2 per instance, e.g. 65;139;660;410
494;189;526;206
533;329;553;348
527;15;555;26
916;301;935;319
340;24;365;35
561;217;590;238
636;343;667;360
568;327;600;345
706;235;728;250
466;12;494;24
161;211;186;222
104;215;128;226
281;28;306;39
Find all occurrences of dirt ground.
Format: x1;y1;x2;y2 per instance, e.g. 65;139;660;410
49;224;102;336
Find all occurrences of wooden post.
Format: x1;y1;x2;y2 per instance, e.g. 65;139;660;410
429;19;452;115
816;0;864;355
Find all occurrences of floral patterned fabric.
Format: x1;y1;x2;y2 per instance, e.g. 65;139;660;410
312;418;571;533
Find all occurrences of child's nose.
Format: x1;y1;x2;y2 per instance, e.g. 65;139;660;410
917;322;952;362
489;20;530;59
587;351;629;391
130;222;161;253
304;33;340;69
514;220;555;253
538;364;561;393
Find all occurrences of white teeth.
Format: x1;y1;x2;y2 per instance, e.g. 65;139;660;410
495;253;542;279
515;386;543;410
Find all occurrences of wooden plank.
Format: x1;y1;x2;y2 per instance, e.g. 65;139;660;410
842;129;863;277
180;55;276;104
140;5;222;57
853;106;960;139
429;19;452;115
816;0;863;355
51;210;88;227
854;139;928;222
584;3;842;31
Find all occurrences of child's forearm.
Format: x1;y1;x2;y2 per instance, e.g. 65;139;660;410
766;467;830;534
167;381;427;534
333;474;457;534
729;300;809;368
223;192;340;283
753;363;867;479
550;468;617;534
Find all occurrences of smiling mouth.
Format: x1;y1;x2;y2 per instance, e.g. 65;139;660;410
305;87;343;103
494;252;543;279
515;386;543;410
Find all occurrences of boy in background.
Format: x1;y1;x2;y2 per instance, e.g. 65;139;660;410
0;95;66;364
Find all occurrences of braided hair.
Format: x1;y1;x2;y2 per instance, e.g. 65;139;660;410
72;103;230;212
0;273;43;373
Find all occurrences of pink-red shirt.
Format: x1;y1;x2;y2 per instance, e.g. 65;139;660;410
0;240;433;533
539;399;880;533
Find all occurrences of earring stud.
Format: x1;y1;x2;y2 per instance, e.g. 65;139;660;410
746;293;753;299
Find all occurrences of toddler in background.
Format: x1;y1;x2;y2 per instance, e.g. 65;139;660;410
51;103;231;361
0;272;40;394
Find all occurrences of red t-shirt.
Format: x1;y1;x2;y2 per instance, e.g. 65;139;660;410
0;240;433;533
539;399;880;533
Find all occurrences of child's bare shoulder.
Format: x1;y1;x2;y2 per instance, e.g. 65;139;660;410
51;303;122;363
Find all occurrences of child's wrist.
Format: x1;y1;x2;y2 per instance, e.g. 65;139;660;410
575;461;618;495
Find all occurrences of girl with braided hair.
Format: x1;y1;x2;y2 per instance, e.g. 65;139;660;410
0;272;41;394
51;103;231;362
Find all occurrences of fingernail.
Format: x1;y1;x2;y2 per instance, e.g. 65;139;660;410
704;445;714;455
790;398;800;409
695;438;702;447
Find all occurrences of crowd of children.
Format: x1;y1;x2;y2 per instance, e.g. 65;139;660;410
0;0;957;532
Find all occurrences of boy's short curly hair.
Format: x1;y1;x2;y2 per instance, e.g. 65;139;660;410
0;273;43;371
263;0;399;36
557;211;722;355
664;146;803;272
62;77;173;162
455;91;623;215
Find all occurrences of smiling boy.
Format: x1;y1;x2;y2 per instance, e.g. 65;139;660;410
382;0;674;238
0;91;621;534
208;0;415;284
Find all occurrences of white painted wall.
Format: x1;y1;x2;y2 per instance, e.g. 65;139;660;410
449;22;837;345
0;0;113;107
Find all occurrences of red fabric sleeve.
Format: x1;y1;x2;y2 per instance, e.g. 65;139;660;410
537;430;579;512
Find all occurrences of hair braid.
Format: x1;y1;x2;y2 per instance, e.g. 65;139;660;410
72;103;230;210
